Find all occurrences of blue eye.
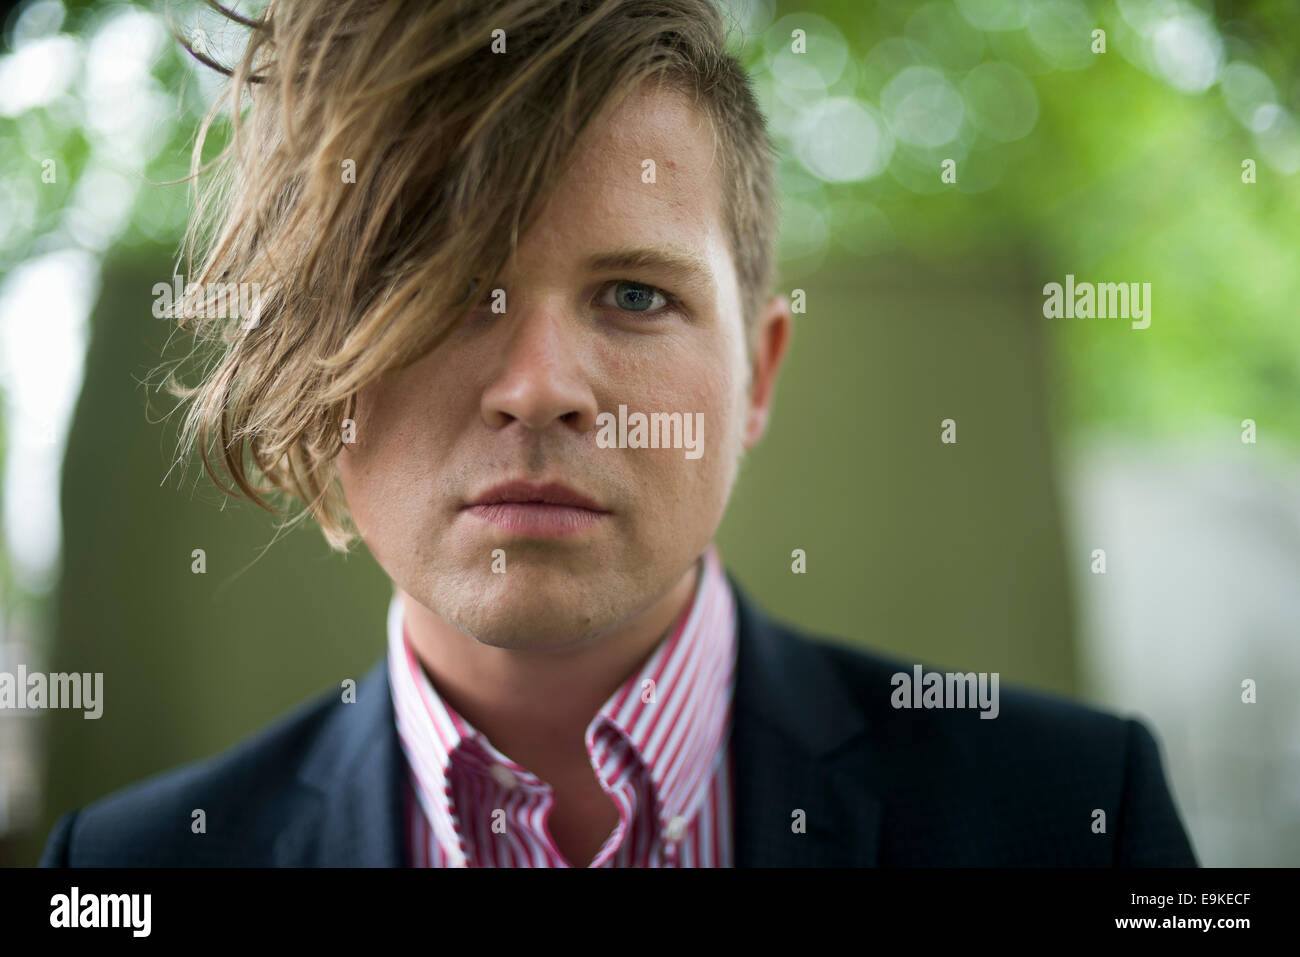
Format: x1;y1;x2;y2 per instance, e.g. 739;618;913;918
601;280;671;314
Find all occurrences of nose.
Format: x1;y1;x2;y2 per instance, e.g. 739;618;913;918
479;304;599;435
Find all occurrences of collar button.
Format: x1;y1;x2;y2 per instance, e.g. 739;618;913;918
489;764;520;790
665;815;688;842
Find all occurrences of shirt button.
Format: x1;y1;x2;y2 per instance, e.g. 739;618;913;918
665;815;688;842
489;764;519;790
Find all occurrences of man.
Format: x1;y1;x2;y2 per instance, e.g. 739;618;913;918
41;0;1196;867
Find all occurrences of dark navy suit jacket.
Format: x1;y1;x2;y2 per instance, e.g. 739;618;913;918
41;580;1197;866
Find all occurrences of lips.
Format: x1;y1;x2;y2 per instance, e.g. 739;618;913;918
462;480;609;537
466;480;607;512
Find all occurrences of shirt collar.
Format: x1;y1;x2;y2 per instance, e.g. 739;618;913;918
386;543;736;865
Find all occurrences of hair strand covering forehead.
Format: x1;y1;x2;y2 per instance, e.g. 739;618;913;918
164;0;777;550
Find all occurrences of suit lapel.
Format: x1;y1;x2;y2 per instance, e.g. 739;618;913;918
274;659;408;866
729;577;882;866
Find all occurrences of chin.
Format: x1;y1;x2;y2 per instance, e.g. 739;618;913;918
451;605;613;652
433;566;626;650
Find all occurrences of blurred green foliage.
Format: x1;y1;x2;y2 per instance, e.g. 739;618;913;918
738;0;1300;446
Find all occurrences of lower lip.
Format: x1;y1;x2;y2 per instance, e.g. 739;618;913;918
464;503;609;537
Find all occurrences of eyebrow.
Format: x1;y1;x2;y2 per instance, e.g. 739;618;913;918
584;247;715;299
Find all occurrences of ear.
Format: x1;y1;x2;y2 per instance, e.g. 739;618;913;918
743;294;793;448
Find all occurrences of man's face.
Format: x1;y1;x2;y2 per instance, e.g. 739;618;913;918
337;85;783;650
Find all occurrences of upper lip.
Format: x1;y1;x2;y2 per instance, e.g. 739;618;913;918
465;480;608;512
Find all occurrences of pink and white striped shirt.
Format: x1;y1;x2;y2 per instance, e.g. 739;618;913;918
386;544;737;867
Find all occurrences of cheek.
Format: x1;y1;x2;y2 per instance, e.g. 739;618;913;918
334;449;372;541
335;424;392;540
348;358;458;473
682;327;746;447
335;383;431;537
631;352;742;512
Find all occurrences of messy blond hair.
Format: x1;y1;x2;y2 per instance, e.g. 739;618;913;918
168;0;778;549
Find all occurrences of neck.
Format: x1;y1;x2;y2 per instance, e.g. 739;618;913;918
397;558;701;777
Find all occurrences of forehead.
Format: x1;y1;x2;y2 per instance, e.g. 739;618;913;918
515;85;734;288
565;84;717;197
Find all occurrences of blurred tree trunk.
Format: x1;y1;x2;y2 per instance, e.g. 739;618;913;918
21;246;389;864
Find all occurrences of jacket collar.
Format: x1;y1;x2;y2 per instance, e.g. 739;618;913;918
277;573;881;867
275;658;407;866
727;573;881;866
